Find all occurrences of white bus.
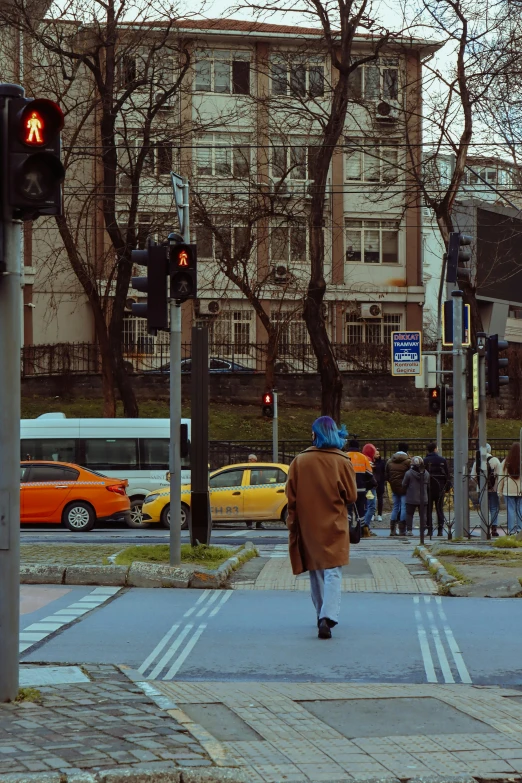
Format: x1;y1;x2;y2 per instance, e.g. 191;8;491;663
20;413;191;528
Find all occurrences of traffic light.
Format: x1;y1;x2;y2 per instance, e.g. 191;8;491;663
170;243;197;300
262;391;274;418
446;232;472;285
428;387;440;414
7;97;64;220
486;334;509;397
443;385;453;422
130;243;169;335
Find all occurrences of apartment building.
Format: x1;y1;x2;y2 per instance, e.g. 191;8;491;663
12;18;441;366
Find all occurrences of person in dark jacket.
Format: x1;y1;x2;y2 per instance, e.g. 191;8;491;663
385;443;411;536
371;448;386;523
424;442;450;536
402;456;430;536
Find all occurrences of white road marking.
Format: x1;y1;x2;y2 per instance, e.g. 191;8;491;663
149;625;193;680
208;590;232;617
163;624;207;680
183;590;211;617
413;596;472;684
20;587;121;655
196;592;220;616
138;624;181;675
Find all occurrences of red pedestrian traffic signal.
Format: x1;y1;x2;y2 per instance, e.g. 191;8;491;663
262;392;274;418
169;243;197;300
429;387;441;415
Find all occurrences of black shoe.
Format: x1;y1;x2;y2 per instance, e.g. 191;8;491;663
437;528;444;537
246;523;253;530
318;618;332;639
256;523;265;530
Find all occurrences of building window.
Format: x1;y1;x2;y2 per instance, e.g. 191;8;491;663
348;57;399;102
194;50;250;95
271;222;307;264
119;56;137;88
345;313;401;343
196;134;250;177
345;219;399;264
271;309;308;351
271;140;318;184
194;222;252;261
345;139;398;183
123;316;154;354
207;309;253;350
271;56;325;98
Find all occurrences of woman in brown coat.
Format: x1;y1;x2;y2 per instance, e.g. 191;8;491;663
286;416;357;639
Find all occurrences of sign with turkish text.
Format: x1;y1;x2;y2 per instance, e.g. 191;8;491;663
391;331;422;376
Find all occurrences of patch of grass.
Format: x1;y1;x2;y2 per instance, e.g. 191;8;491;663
15;687;42;704
114;543;240;568
435;547;522;561
440;560;472;584
20;397;522;441
491;536;522;548
21;544;123;566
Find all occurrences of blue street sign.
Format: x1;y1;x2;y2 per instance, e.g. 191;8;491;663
442;301;471;347
391;331;422;376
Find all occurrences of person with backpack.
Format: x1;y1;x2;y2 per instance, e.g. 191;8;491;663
361;443;379;536
346;440;375;530
424;442;450;537
371;447;386;524
385;443;411;536
402;456;430;536
499;443;522;535
471;444;501;537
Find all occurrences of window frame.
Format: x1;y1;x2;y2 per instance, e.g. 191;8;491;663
344;139;399;184
270;55;325;99
195;133;251;178
345;313;402;344
348;58;400;103
345;219;400;265
194;49;251;95
26;464;80;483
209;468;245;489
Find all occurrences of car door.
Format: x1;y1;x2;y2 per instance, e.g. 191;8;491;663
244;467;288;521
23;464;78;522
209;468;245;521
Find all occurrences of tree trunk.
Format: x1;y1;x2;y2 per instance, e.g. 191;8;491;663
109;326;139;418
96;327;117;416
304;297;343;420
264;329;277;392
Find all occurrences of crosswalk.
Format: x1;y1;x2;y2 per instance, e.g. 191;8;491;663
20;587;121;655
414;595;472;684
137;589;233;680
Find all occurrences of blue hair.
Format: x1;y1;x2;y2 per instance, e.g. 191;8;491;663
312;416;348;450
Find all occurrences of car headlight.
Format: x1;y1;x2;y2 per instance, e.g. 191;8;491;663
143;493;161;504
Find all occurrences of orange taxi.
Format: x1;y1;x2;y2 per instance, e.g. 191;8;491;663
20;461;131;532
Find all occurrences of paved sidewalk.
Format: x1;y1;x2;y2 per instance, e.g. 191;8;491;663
235;550;436;594
0;664;213;777
151;679;522;783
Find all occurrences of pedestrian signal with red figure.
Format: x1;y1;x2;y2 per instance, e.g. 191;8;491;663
262;392;274;418
7;97;64;219
428;387;441;414
169;243;197;300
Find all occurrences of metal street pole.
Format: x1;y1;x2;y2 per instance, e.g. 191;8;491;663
191;325;211;545
169;300;182;566
272;391;278;463
452;291;466;538
477;333;489;540
436;351;442;454
0;84;24;702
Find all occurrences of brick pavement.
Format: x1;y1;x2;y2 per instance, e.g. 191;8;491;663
151;680;522;783
235;552;437;594
0;664;212;776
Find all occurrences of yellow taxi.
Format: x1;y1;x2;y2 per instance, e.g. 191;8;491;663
141;462;289;528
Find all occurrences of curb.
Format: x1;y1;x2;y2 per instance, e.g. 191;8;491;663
19;543;255;589
416;545;459;588
0;769;249;782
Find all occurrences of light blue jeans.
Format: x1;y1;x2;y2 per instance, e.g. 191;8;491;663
364;495;376;527
505;496;522;534
391;493;407;522
309;567;342;626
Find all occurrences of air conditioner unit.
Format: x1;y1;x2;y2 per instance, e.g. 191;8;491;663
274;265;290;284
198;299;221;316
118;173;133;188
375;100;399;123
361;303;382;318
125;297;137;312
270;181;291;198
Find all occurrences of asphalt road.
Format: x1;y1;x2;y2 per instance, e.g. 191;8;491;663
20;585;522;687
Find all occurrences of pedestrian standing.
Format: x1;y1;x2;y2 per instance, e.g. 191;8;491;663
470;444;501;537
385;443;411;536
424;441;450;537
371;448;386;523
346;440;374;525
499;443;522;535
402;457;429;536
286;416;357;639
248;454;257;463
362;443;379;536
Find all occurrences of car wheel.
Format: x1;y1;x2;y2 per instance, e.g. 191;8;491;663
127;498;146;528
63;501;95;532
161;503;190;530
281;505;288;523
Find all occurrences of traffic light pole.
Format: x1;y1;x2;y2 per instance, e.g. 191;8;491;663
477;334;489;540
0;83;24;703
452;291;469;538
169;300;182;566
272;391;278;463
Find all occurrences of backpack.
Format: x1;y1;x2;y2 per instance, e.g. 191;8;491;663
486;456;496;491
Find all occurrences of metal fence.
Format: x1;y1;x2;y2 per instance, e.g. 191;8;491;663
21;340;423;377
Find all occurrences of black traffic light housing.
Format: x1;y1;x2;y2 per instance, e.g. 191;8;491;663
262;391;274;418
130;243;169;335
170;242;197;300
446;232;472;285
442;384;453;423
486;334;509;397
428;387;441;415
7;96;64;220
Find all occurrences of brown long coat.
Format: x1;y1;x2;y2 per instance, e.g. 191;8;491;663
285;447;357;575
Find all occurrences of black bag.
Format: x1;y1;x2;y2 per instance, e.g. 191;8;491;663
350;517;361;544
